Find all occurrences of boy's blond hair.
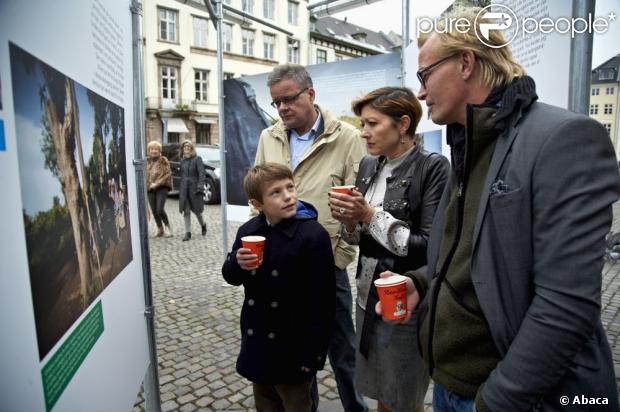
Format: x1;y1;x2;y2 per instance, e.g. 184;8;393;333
244;163;294;202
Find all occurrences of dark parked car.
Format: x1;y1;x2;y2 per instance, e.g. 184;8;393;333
161;143;221;204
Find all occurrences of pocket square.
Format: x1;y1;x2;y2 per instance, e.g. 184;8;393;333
490;179;512;195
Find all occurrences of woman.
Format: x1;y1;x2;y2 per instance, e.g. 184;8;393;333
179;140;207;241
328;87;449;412
146;140;173;237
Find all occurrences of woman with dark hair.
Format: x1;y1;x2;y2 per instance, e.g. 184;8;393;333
179;140;207;241
329;87;449;412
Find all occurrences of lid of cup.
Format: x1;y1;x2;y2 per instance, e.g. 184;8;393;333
242;235;266;242
374;274;408;286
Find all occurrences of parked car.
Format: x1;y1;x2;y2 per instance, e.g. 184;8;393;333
161;143;221;204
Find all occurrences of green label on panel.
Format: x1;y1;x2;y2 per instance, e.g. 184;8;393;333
41;301;104;411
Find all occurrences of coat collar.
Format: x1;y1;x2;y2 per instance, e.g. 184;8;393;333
244;212;301;239
269;105;340;145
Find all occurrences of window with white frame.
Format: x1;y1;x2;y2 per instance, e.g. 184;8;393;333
193;17;208;47
263;33;275;60
161;66;178;101
287;39;299;64
317;49;327;64
604;123;612;134
242;29;255;56
263;0;275;19
592;87;600;96
242;0;254;13
600;69;615;80
590;104;599;115
223;23;233;52
195;70;209;102
607;87;615;95
288;1;298;25
604;104;613;115
159;8;178;42
335;54;344;61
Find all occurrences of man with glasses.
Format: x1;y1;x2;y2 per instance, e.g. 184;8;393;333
255;64;367;412
377;7;620;412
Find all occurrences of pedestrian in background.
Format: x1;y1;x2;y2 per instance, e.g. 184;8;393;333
329;87;449;412
146;140;173;237
179;140;207;241
255;64;368;412
222;163;335;412
377;7;620;412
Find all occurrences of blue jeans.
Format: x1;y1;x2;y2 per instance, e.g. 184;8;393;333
433;383;475;412
311;267;367;412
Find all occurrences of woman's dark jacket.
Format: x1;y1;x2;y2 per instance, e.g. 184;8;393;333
178;154;205;214
221;201;335;384
356;147;449;357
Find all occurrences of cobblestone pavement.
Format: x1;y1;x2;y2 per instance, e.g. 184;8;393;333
134;200;620;411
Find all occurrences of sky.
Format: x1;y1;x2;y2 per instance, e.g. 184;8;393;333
325;0;620;67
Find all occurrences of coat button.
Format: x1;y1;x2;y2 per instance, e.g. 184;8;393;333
271;270;279;277
271;301;278;308
248;299;255;306
247;329;254;336
317;355;322;361
267;332;275;339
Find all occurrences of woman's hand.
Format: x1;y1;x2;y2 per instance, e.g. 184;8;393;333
328;188;374;227
236;248;258;271
374;271;420;323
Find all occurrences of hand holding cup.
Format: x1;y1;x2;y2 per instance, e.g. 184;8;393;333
374;271;420;323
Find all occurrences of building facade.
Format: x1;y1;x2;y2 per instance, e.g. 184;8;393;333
590;54;620;155
143;0;310;145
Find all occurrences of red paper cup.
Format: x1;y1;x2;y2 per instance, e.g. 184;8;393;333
374;275;409;320
331;185;355;195
241;235;265;269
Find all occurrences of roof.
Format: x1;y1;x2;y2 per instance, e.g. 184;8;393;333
591;54;620;84
311;16;400;54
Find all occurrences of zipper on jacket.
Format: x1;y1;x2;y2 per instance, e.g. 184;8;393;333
426;108;473;376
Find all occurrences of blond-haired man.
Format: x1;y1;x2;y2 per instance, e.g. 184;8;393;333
379;8;620;412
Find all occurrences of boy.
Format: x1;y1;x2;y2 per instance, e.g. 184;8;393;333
222;163;335;412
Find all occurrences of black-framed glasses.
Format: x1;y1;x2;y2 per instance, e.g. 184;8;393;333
416;55;455;89
270;87;309;108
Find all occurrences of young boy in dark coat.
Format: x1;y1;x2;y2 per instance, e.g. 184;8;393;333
222;163;335;412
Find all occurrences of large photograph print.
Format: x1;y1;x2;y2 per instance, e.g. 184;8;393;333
10;43;133;359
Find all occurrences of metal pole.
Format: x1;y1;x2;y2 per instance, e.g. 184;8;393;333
131;1;161;411
400;0;407;85
221;3;293;36
568;0;596;114
310;0;384;17
216;0;229;255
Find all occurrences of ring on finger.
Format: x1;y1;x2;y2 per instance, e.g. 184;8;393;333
339;207;345;215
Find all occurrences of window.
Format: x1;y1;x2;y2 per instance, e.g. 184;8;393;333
242;29;255;56
288;1;298;25
263;33;275;60
287;39;299;64
193;17;208;47
592;87;600;96
335;54;344;61
600;69;615;80
161;66;178;101
159;8;178;42
196;124;211;144
195;70;209;102
604;123;612;135
224;72;235;80
168;132;180;143
607;87;615;95
263;0;274;19
590;104;599;115
223;23;233;52
242;0;254;13
316;49;327;64
604;104;613;115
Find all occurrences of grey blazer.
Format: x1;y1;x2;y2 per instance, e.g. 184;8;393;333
427;101;620;411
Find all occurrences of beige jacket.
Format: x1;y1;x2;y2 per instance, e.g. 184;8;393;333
255;105;366;269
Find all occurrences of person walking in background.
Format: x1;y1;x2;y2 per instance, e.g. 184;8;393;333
179;140;207;242
255;64;367;412
146;140;172;237
328;87;449;412
376;7;620;411
222;163;335;412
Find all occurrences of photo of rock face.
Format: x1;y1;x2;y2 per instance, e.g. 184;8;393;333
10;43;133;359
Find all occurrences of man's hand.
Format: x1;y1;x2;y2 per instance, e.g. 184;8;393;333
236;248;259;271
375;271;420;323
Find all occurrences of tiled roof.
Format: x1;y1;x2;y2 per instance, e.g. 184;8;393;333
312;16;400;54
592;54;620;84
